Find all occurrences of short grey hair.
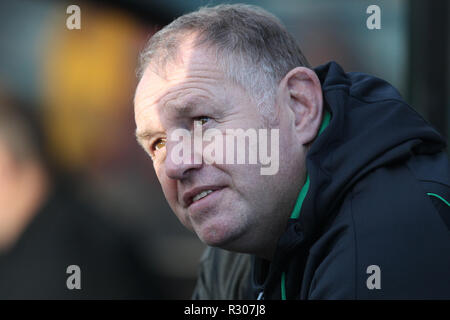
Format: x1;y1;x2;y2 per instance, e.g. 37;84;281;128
137;4;311;116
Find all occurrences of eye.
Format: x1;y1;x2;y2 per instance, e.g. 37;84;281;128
151;138;166;152
193;116;210;125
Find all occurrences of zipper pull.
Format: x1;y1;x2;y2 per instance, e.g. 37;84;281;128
257;290;264;300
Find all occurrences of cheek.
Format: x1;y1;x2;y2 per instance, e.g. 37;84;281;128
221;163;265;205
156;166;193;228
156;166;177;204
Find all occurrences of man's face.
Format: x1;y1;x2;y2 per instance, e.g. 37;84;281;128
134;41;305;257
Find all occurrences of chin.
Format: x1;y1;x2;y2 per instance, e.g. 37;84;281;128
195;218;243;249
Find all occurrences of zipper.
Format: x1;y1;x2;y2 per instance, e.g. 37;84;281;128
257;290;264;300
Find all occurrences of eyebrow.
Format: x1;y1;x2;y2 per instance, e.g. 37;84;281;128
135;129;163;147
163;96;210;118
135;95;214;145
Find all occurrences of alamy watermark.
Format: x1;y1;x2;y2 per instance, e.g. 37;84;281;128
168;121;279;175
66;5;81;30
366;5;381;30
66;265;81;290
366;265;381;290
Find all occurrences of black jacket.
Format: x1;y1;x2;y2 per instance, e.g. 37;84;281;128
194;61;450;299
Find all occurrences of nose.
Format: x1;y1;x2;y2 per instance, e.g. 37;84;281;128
164;138;202;180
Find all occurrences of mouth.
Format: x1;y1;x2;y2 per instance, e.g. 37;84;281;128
183;186;225;208
192;190;214;202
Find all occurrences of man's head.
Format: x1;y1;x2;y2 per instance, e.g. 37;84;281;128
134;4;323;259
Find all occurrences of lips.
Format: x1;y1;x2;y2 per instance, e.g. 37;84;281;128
192;190;214;202
182;186;225;207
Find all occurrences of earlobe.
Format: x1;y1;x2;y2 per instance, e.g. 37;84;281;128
282;67;323;145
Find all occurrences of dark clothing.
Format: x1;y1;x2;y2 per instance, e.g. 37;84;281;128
194;61;450;299
0;184;161;299
192;246;252;300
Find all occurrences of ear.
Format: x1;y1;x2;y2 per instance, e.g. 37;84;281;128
277;67;323;145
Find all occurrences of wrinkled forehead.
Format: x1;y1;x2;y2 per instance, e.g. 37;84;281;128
134;42;226;120
149;31;219;81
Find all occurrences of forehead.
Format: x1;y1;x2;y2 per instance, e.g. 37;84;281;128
134;40;226;121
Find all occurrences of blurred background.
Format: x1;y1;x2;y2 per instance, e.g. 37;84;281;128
0;0;448;299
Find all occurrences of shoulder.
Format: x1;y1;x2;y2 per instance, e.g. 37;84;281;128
308;157;450;299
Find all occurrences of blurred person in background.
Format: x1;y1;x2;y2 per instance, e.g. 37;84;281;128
134;4;450;299
0;90;162;299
